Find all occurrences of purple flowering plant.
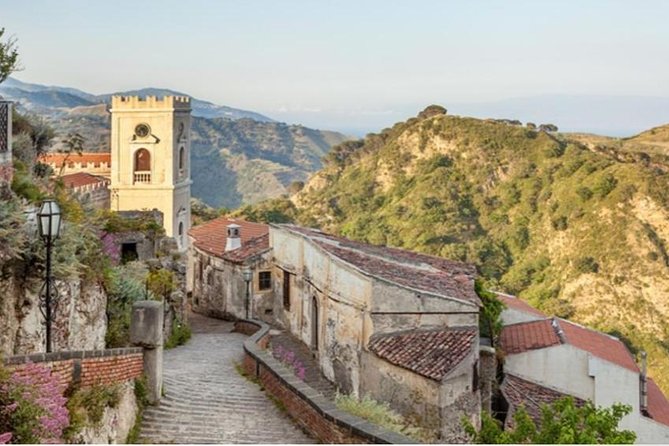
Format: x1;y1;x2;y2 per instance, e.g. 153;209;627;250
0;362;69;443
272;345;307;381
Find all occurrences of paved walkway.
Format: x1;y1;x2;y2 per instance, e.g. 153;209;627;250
139;312;313;444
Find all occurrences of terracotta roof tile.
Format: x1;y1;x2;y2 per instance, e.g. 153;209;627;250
501;318;640;373
495;292;546;318
278;225;480;306
189;217;269;262
39;152;111;165
368;327;477;381
559;319;639;373
647;378;669;427
60;172;108;189
500;319;561;354
501;374;585;425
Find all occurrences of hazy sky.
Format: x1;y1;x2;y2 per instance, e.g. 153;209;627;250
4;0;669;134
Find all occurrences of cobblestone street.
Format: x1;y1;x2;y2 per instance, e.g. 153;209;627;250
139;312;313;443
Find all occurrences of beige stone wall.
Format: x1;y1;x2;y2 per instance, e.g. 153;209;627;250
360;351;442;430
110;96;191;250
191;247;274;321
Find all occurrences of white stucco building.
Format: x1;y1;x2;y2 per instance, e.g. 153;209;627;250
500;316;669;443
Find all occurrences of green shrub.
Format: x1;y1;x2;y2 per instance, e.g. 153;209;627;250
335;393;436;442
165;319;192;349
551;216;568;231
575;256;599;274
126;376;149;444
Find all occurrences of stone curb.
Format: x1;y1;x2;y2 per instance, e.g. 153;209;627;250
3;347;143;365
238;319;416;444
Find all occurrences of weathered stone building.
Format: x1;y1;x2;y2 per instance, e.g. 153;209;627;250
270;224;482;440
60;172;110;209
188;217;273;321
187;218;484;440
39;152;112;179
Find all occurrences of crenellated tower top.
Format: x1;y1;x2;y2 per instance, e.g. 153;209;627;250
110;95;191;111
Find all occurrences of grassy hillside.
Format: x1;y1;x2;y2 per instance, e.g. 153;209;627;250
247;109;669;392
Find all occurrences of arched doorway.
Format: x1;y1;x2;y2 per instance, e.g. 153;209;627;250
134;148;151;183
311;296;319;351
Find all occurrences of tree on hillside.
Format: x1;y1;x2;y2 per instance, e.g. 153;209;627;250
464;397;635;444
0;28;20;84
476;280;505;346
56;132;85;176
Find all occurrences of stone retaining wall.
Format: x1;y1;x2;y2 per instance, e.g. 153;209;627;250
4;347;144;392
237;320;415;444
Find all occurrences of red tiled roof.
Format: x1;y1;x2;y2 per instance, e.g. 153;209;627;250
500;318;640;373
368;327;477;381
500;319;561;354
278;225;480;306
495;292;546;318
501;374;585;426
60;172;108;189
559;319;639;373
647;378;669;427
189;217;269;262
39;152;111;165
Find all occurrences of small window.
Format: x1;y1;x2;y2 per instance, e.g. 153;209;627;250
259;271;272;290
121;243;138;263
282;270;291;310
472;360;480;392
198;261;203;281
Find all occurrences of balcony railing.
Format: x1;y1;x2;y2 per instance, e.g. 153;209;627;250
133;171;151;184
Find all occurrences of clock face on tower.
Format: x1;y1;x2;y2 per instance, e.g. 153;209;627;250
134;123;151;138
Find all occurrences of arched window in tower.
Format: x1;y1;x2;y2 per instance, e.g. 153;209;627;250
133;148;151;184
179;146;185;177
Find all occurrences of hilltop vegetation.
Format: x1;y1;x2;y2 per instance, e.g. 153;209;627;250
239;108;669;392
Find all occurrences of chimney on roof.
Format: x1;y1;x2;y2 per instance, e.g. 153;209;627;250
225;223;241;251
640;351;649;415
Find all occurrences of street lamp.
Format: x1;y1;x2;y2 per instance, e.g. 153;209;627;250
242;267;253;319
37;199;62;353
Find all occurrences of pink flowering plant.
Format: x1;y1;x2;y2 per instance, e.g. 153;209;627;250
0;362;69;444
272;345;307;381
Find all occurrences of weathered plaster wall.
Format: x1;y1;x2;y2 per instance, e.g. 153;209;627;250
360;351;441;431
191;246;273;322
439;348;481;442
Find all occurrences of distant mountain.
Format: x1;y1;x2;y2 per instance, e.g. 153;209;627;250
3;77;351;207
0;77;274;122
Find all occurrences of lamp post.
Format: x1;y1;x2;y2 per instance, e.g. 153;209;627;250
37;199;62;353
242;268;252;319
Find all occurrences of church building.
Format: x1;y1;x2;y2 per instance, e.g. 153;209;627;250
109;96;192;250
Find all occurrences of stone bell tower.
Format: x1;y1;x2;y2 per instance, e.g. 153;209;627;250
110;96;192;250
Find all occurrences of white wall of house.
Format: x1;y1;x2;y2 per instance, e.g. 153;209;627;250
505;346;669;443
500;307;544;325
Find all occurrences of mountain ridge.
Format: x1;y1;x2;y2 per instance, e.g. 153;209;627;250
0;77;274;122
